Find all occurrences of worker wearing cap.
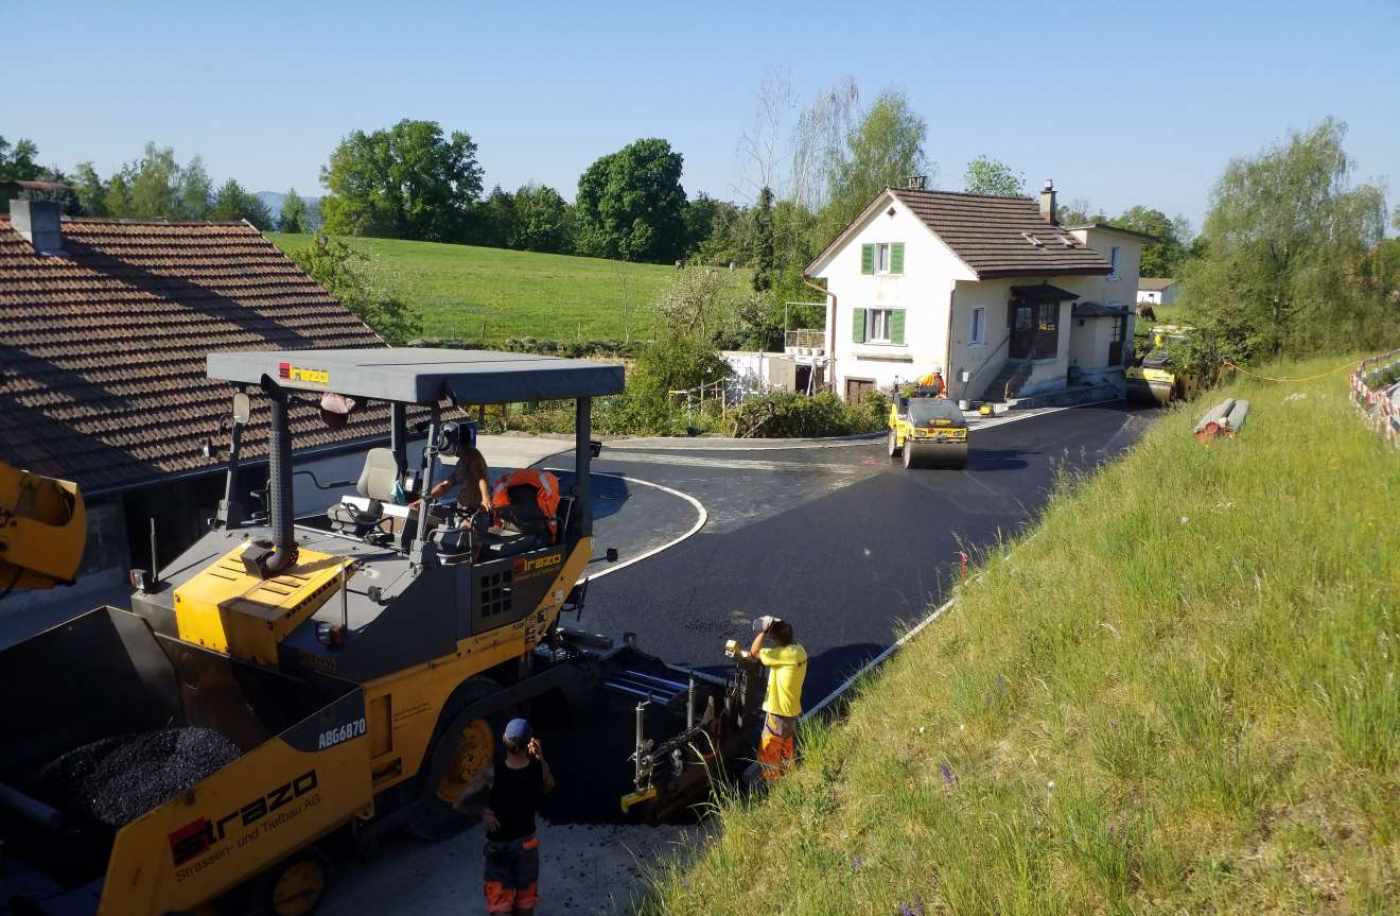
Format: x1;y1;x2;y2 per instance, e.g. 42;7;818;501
749;617;807;781
482;718;554;916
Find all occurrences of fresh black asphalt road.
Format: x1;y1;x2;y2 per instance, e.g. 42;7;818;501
576;403;1159;706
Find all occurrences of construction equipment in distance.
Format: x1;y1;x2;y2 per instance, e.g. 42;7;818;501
0;462;85;594
1127;325;1195;406
887;389;970;469
0;349;755;916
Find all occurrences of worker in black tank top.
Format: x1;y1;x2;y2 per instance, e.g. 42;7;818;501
482;718;554;916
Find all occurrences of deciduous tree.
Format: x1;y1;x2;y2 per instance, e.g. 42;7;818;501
1115;205;1192;277
1182;118;1389;358
287;234;420;344
210;178;273;229
320;119;484;242
822;90;928;235
511;183;572;253
963;155;1025;196
176;156;213;220
751;186;775;292
0;135;42;181
73;162;108;216
280;188;308;233
575;138;688;263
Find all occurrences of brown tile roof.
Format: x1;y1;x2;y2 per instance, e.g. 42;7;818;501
0;216;389;494
889;189;1113;279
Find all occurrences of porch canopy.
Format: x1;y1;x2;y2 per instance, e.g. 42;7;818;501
1072;301;1132;318
1010;283;1080;303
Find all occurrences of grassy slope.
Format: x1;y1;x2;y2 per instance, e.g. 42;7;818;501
647;358;1398;914
268;233;680;344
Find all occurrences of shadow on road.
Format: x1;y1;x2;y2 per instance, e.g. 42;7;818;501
964;447;1033;472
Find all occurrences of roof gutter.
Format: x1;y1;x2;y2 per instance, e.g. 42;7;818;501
802;276;837;393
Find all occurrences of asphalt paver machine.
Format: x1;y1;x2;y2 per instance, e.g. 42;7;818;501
0;349;762;916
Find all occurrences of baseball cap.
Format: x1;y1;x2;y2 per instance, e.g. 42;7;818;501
503;718;532;744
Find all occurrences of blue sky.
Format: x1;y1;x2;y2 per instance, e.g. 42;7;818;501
6;0;1398;230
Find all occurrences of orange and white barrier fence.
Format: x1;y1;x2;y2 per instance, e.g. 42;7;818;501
1350;349;1400;447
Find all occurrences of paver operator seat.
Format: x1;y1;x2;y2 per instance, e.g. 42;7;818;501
329;447;402;536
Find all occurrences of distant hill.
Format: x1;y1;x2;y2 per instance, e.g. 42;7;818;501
256;191;322;230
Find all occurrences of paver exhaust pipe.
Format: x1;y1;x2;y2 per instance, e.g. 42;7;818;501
241;375;299;577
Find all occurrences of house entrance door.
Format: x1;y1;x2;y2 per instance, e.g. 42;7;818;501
1108;316;1126;366
1008;300;1036;360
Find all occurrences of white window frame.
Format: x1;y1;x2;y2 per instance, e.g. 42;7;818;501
867;308;894;343
1108;246;1120;280
874;242;891;275
970;307;986;346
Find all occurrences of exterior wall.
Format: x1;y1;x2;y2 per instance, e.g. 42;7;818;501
1069;315;1109;370
811;195;976;399
722;351;798;396
948;277;1101;401
1068;228;1142;312
1137;284;1179;306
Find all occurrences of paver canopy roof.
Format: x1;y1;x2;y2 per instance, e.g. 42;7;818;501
0;215;386;493
209;348;625;405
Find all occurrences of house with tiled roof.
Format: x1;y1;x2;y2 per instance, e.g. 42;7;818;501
805;179;1148;404
0;198;389;619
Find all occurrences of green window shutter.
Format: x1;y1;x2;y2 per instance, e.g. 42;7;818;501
890;309;906;345
890;243;905;274
852;308;867;343
861;244;874;275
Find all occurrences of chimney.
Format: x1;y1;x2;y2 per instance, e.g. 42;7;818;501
9;199;64;255
906;175;927;191
1039;179;1057;225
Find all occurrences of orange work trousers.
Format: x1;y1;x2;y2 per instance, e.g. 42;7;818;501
758;712;797;781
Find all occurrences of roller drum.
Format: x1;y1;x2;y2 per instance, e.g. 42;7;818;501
905;441;968;470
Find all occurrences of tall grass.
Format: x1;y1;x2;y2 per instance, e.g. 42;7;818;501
642;357;1399;914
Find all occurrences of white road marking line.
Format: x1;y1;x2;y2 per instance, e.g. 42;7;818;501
593;451;869;474
800;593;958;721
801;532;1041;721
544;468;708;581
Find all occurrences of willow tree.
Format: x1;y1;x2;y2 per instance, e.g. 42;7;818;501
1183;118;1389;358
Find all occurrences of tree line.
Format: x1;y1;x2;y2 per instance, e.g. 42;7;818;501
8;91;1394;365
1;136;315;232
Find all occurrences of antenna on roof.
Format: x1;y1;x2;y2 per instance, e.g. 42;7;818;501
905;175;927;191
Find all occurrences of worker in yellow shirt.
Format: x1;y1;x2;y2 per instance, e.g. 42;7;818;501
748;616;807;782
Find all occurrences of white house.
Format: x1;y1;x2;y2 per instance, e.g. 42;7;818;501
805;180;1150;403
1137;277;1179;306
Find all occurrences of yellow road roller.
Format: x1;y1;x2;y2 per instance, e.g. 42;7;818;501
887;390;969;469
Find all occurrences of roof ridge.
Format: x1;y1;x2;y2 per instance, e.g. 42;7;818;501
889;186;1034;202
0;215;261;228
